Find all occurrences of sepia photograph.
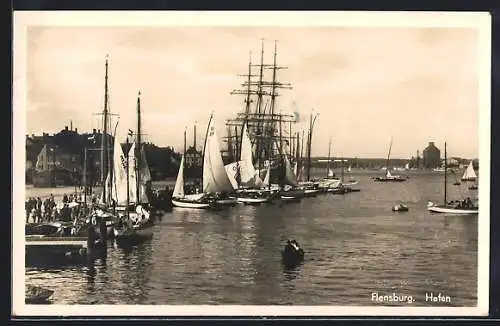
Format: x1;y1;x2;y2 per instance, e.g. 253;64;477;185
12;11;491;316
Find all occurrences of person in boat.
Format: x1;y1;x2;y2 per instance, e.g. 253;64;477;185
63;194;69;204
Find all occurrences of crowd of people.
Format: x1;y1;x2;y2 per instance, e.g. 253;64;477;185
25;192;101;225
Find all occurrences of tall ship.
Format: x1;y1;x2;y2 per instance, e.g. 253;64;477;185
223;40;304;193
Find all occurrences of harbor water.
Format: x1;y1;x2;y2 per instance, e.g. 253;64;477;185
24;170;478;306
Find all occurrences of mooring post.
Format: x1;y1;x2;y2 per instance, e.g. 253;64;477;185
98;220;108;259
87;224;95;261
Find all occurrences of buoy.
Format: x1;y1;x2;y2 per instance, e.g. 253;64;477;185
392;204;409;212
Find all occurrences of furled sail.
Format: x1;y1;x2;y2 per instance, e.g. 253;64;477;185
261;164;271;188
127;143;138;203
140;146;152;182
203;117;235;193
173;155;185;198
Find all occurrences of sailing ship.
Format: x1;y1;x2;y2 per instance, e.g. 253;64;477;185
461;161;477;182
374;138;407;182
427;142;478;215
172;114;236;208
223;40;305;203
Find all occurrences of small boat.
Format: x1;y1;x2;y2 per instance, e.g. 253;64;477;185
173;115;235;209
211;193;238;206
469;184;478;190
374;170;407;182
373;138;408;182
392;204;409;212
427;201;478;214
427;142;478;215
113;219;153;247
237;189;272;204
298;181;320;197
279;152;305;202
25;285;54;304
461;161;477;182
281;239;304;269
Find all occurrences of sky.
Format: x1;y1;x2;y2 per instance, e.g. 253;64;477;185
22;14;485;159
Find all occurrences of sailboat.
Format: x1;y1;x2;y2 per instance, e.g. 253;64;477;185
225;122;272;204
202;115;238;206
171;155;213;208
172;114;236;208
112;92;154;245
461;161;477;182
374;138;407;182
278;141;305;201
427;142;478;215
111;139;153;246
315;139;341;192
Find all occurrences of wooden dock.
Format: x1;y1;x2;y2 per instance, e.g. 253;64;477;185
26;235;88;248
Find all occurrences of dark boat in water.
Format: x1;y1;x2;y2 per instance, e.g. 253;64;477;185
25;285;54;304
113;221;153;248
281;239;305;269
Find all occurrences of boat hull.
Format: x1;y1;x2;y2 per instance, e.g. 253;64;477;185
171;198;211;209
427;205;478;215
215;198;238;206
114;226;153;247
25;285;54;304
237;197;270;204
374;177;407;182
303;189;319;197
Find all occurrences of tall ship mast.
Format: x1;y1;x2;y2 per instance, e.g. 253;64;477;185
93;55;118;204
225;40;297;184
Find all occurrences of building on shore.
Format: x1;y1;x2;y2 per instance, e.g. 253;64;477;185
423;142;441;169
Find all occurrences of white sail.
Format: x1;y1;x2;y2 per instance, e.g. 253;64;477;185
284;154;298;186
111;138;129;206
293;162;298;177
347;165;352;172
126;143;150;204
386;169;393;178
240;123;263;187
404;162;410;170
327;168;334;178
261;164;271;188
202;117;234;193
299;165;306;182
462;161;477;181
173;155;185;198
